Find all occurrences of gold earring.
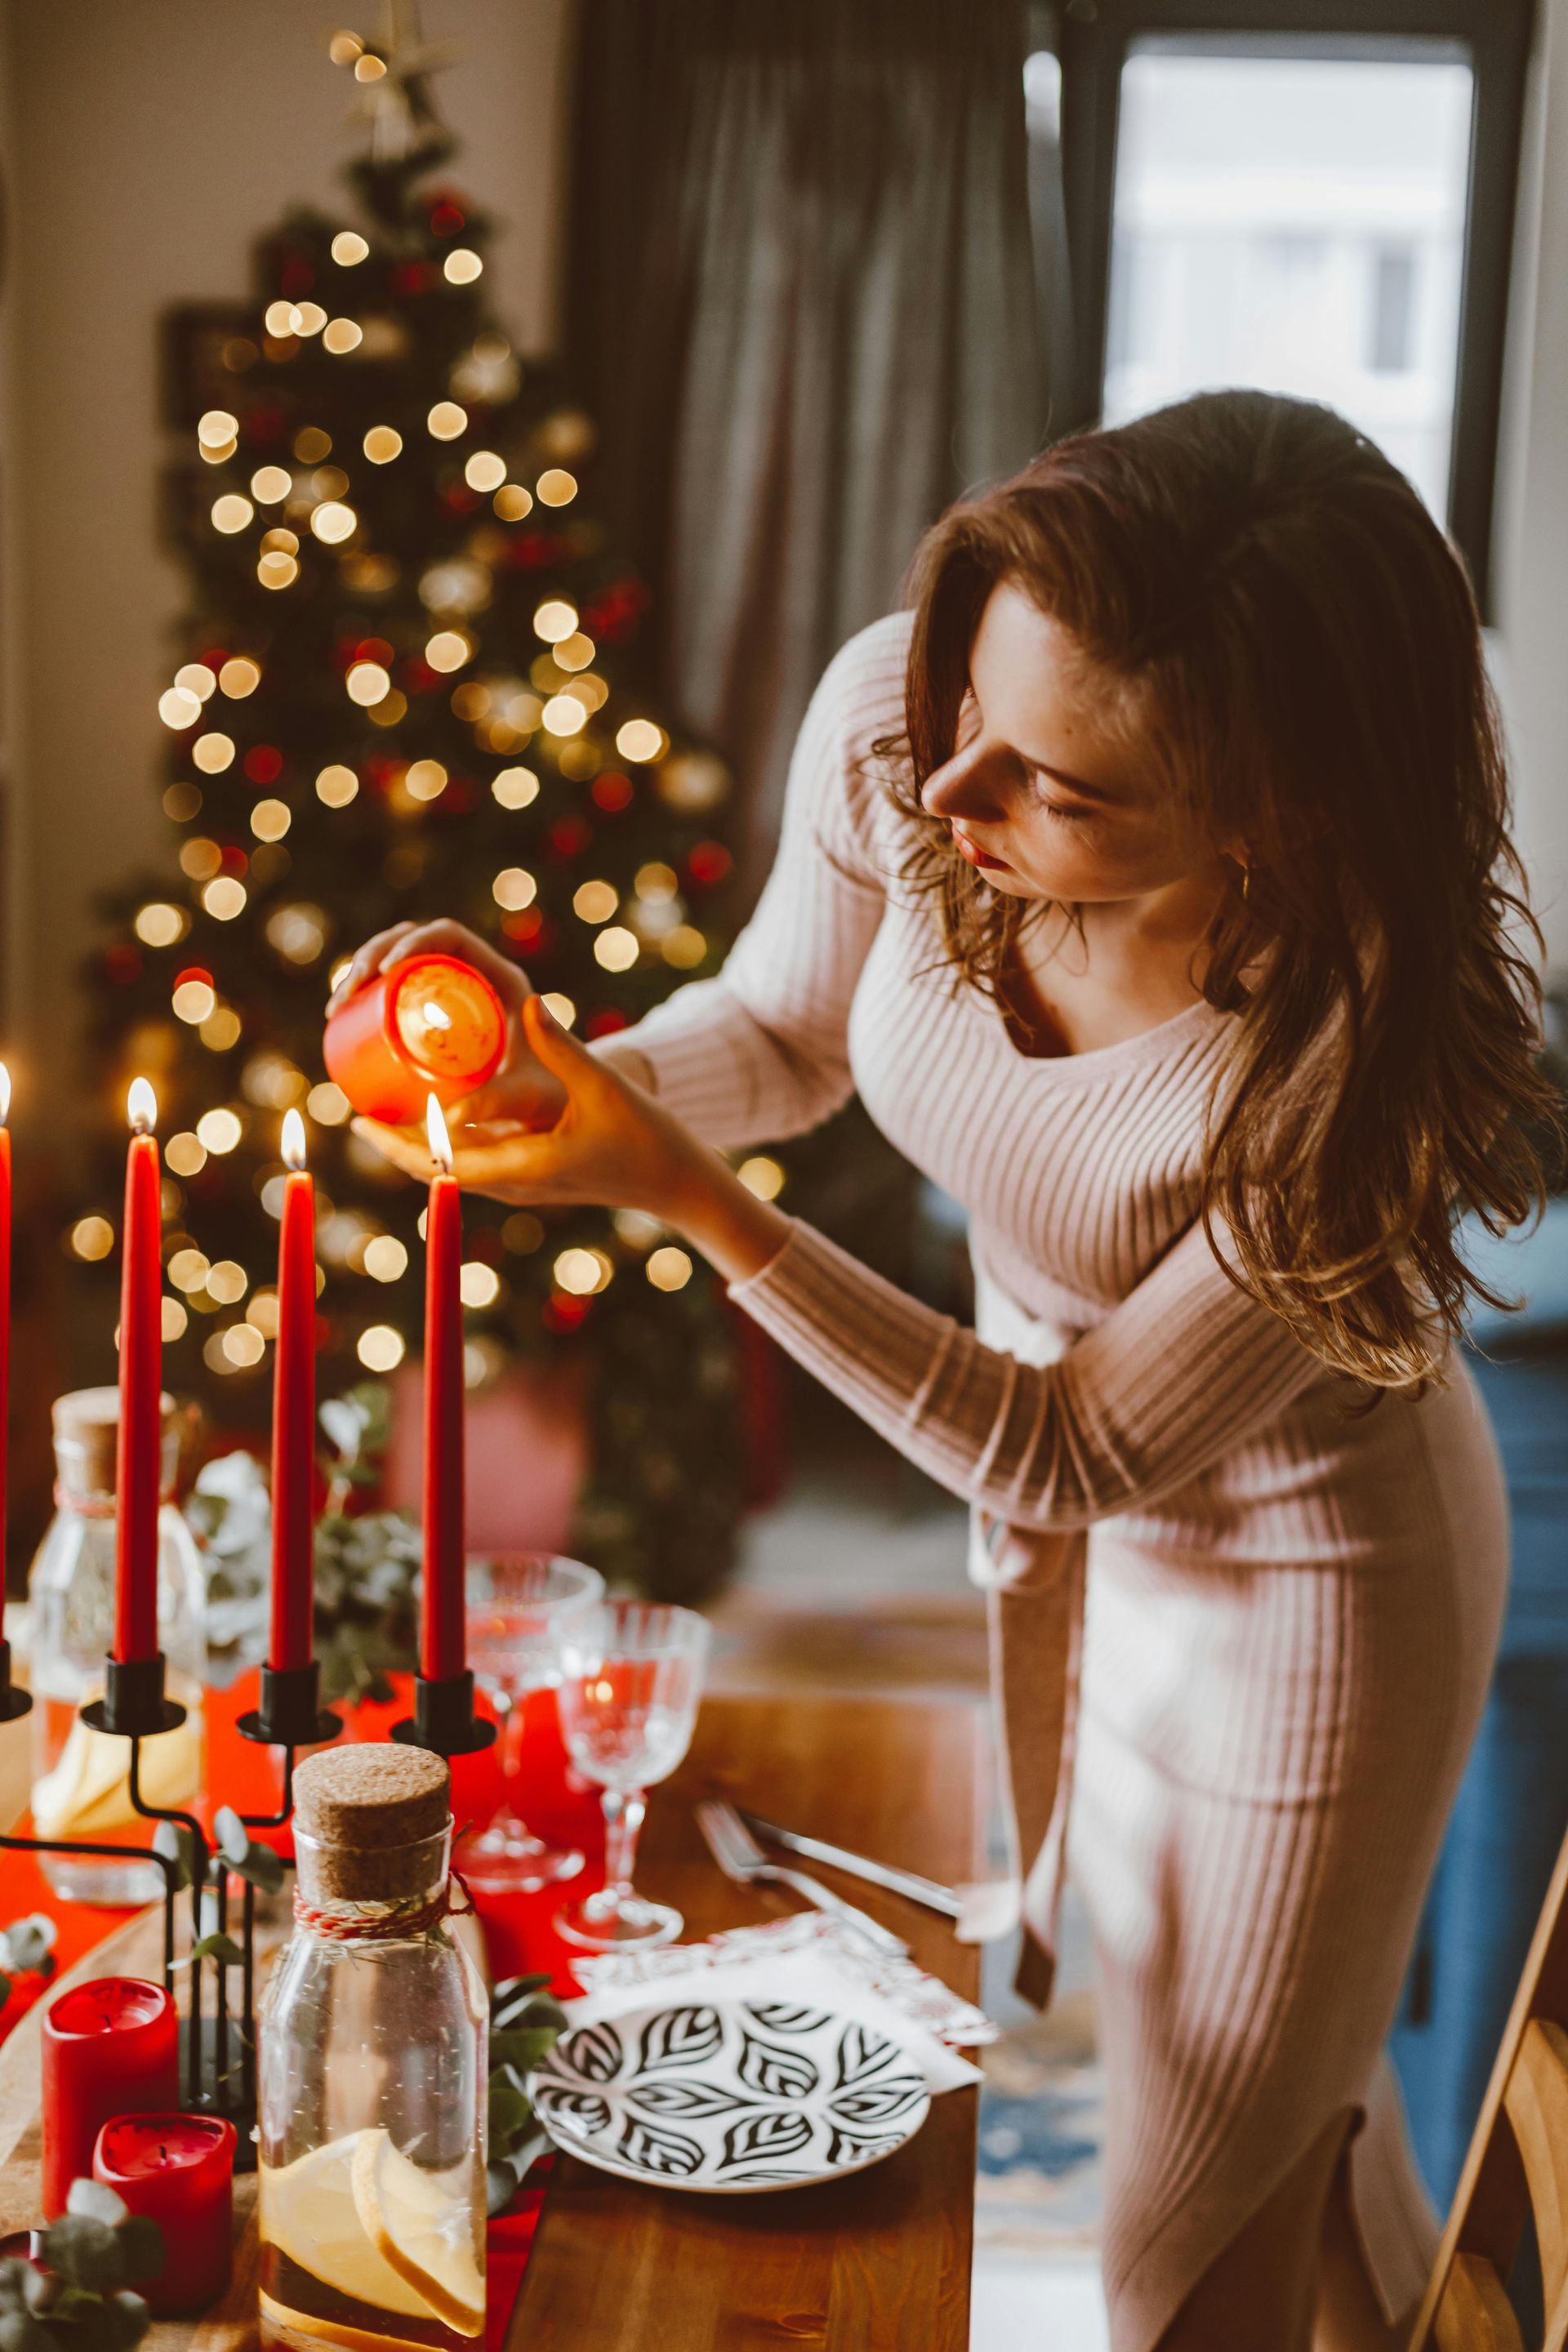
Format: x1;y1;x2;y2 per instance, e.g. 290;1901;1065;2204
1237;858;1252;901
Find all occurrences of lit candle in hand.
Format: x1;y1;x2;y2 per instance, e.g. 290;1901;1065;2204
116;1080;162;1665
270;1108;316;1673
421;1094;464;1683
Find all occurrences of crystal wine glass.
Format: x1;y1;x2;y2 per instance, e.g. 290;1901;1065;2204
461;1552;604;1891
554;1600;711;1951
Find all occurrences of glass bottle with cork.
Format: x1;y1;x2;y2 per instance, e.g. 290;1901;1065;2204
28;1387;206;1904
256;1744;488;2350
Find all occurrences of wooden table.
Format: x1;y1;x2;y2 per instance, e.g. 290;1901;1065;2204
511;1690;987;2352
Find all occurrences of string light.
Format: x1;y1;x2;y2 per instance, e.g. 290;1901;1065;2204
294;426;332;462
646;1246;693;1293
427;401;467;440
158;687;203;730
70;1216;114;1262
443;248;483;284
193;732;235;773
332;229;369;265
200;436;238;466
264;300;299;338
323;318;363;354
541;694;586;737
203;876;247;920
251;799;292;841
197;1107;243;1154
635;862;679;902
248;1289;280;1338
175;664;217;702
369;689;408;728
358;1325;405;1371
616;719;666;764
257;550;299;589
363;1235;408;1282
346;660;390;705
293;303;327;337
404;760;448;802
198;409;238;448
460;1262;501;1307
316;764;359;807
594;926;639;973
311;501;357;544
200;1004;243;1051
219;656;261;696
493;485;532;521
532;599;577;644
134;903;187;948
164;782;203;822
463;451;506;492
492;867;537;911
536;470;577;506
179;838;222;880
250;466;292;504
424;630;470;673
492;767;539;809
554;1247;611;1296
211;495;253;535
166;1132;207;1177
662;925;707;969
222;1324;266;1367
572;880;617;925
266;904;328;963
541;993;575;1027
363;425;403;463
306;1081;352;1125
738;1156;785;1200
168;1248;211;1292
172;978;216;1024
162;1298;189;1343
207;1260;249;1305
555;634;595;673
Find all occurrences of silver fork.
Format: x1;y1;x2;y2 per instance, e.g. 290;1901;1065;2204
696;1799;910;1958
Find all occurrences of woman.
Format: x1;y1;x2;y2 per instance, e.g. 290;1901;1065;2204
334;391;1553;2351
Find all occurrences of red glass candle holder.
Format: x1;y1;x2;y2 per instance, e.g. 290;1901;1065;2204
94;2112;236;2314
323;953;506;1124
41;1978;179;2220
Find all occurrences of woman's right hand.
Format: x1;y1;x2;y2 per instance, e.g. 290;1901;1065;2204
327;919;568;1129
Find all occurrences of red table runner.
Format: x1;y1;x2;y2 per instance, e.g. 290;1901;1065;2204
0;1670;606;2343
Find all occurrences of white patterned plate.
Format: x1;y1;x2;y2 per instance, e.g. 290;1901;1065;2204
527;1998;932;2193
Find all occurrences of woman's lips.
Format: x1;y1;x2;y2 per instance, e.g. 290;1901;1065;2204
952;828;1013;874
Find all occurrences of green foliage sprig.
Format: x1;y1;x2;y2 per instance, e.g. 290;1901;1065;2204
0;1917;57;2016
2;2180;163;2352
485;1973;567;2216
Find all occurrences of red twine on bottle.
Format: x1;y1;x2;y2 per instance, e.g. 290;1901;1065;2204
294;1867;476;1943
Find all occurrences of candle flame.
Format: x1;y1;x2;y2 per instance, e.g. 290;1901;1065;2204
425;1092;453;1175
127;1077;158;1136
421;1000;453;1031
0;1063;10;1126
282;1106;307;1172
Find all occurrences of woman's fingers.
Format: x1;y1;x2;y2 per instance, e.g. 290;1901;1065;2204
326;920;417;1011
379;920;530;1011
351;1114;572;1202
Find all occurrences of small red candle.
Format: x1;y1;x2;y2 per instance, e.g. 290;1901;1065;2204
41;1977;178;2220
323;953;506;1125
0;1066;11;1584
94;2112;235;2314
270;1107;316;1673
115;1079;163;1664
422;1094;465;1683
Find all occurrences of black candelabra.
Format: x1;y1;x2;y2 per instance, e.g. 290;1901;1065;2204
0;1634;493;2167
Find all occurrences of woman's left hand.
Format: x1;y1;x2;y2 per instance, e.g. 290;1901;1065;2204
352;995;791;1284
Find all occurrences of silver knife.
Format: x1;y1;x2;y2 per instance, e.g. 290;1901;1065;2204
737;1808;964;1921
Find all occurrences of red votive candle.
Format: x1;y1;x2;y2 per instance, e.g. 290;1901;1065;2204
41;1978;178;2219
93;2113;236;2314
323;953;506;1125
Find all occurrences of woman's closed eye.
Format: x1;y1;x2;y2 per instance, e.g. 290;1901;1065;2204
1027;768;1098;823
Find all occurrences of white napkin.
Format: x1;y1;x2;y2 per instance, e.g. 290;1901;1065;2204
566;1912;995;2094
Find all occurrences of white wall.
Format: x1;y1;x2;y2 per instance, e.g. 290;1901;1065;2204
0;0;574;1125
1491;0;1568;976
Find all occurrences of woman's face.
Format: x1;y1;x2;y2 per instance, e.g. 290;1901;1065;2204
920;580;1225;906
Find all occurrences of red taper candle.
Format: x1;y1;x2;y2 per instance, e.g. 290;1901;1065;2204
115;1079;163;1664
421;1094;465;1682
0;1066;11;1586
269;1107;316;1673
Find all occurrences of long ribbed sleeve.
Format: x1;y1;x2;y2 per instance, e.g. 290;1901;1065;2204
729;1217;1331;1530
591;615;908;1147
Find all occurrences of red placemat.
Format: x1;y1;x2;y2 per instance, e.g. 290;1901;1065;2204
0;1673;606;2329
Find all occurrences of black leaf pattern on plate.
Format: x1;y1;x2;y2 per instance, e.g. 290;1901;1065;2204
719;2169;819;2187
825;2126;906;2169
627;2078;754;2118
719;2109;814;2170
737;2032;819;2100
534;2085;612;2135
617;2118;706;2176
834;2023;898;2088
638;2005;723;2072
827;2074;927;2126
559;2021;623;2084
743;2002;833;2036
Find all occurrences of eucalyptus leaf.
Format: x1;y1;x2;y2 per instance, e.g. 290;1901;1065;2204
0;1976;11;2013
18;2275;57;2320
40;2212;122;2292
65;2181;127;2230
190;1931;247;1967
149;1820;193;1894
114;2218;163;2287
490;2027;561;2073
0;2310;51;2352
487;2078;534;2144
213;1806;250;1866
486;2158;523;2216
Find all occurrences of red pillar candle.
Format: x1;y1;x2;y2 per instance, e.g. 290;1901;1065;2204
323;953;506;1125
115;1080;163;1664
422;1094;465;1682
94;2113;236;2314
270;1107;316;1673
41;1977;178;2219
0;1066;11;1585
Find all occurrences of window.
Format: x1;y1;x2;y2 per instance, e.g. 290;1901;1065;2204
1047;1;1534;609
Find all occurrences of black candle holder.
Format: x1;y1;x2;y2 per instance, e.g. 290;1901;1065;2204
391;1668;498;1757
0;1650;343;2172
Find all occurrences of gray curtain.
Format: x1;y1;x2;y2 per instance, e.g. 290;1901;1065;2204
568;1;1047;885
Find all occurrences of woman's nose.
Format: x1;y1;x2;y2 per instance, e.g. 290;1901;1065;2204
922;745;1009;824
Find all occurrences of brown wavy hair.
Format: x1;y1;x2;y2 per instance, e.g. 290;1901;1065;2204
892;390;1556;1389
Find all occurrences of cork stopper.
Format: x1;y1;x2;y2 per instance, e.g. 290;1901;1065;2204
293;1744;451;1908
53;1387;182;1503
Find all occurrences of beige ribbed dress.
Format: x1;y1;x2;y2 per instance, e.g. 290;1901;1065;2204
600;612;1508;2347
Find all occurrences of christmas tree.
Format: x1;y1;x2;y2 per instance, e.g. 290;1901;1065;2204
78;13;753;1601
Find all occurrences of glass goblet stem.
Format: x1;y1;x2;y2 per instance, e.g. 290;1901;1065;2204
599;1788;647;1905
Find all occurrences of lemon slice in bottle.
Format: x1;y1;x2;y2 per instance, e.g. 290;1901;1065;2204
350;2126;486;2337
261;2135;438;2320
